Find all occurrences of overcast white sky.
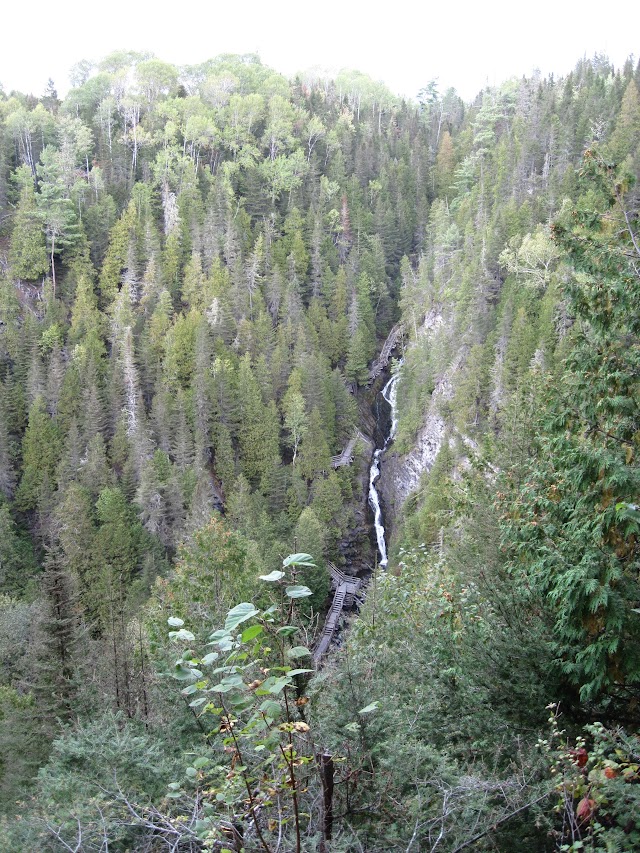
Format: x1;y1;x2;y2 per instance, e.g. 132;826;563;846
1;0;638;102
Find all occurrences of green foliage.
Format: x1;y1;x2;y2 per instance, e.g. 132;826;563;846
507;152;640;704
297;406;332;481
162;554;318;851
98;199;140;305
311;533;554;851
0;684;43;814
0;502;38;595
15;395;62;512
398;442;455;549
8;167;49;280
147;515;264;646
0;712;179;848
292;507;329;610
235;354;281;486
310;470;346;539
36;145;82;289
162;310;199;390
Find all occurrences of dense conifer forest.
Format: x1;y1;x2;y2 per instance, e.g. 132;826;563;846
0;50;639;851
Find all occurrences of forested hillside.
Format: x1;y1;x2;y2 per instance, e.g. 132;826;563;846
0;51;639;851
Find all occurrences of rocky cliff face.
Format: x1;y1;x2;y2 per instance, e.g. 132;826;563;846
378;310;463;529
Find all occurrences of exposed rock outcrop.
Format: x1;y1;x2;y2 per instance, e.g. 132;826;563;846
378;310;463;528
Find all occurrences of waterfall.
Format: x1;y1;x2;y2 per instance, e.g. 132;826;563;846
368;361;403;567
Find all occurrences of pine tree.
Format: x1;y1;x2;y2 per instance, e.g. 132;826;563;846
36;146;82;295
212;421;235;497
79;434;114;498
56;417;82;491
55;483;97;607
607;79;640;164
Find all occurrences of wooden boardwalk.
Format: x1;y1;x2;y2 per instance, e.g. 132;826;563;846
368;322;405;382
313;564;363;664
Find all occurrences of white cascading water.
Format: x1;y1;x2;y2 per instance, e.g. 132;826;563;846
368;361;403;567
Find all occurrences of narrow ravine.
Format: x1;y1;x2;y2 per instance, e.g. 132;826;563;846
368;361;403;567
314;358;403;664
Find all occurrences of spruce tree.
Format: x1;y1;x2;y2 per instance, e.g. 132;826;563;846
8;166;49;280
15;395;62;512
298;407;332;481
31;547;81;735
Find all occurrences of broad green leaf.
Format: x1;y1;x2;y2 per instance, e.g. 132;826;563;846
173;663;200;681
277;625;298;636
259;699;281;718
286;668;313;677
189;697;208;708
260;570;285;582
210;674;244;693
267;677;291;694
255;675;291;695
211;665;237;676
287;646;311;659
168;616;184;627
201;652;219;666
283;553;316;567
241;624;263;643
227;694;255;711
225;602;259;631
359;701;379;714
285;585;313;599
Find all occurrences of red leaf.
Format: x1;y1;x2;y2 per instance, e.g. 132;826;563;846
569;747;588;767
576;797;596;822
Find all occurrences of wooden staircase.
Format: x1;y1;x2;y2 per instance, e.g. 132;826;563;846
313;564;363;664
